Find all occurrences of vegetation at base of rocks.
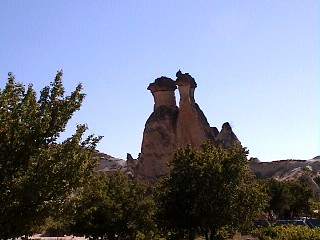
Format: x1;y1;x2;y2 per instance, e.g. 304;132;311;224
251;225;320;240
155;143;269;240
261;178;314;220
67;171;159;240
0;72;102;239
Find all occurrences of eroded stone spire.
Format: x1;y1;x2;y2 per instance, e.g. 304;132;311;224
216;122;241;148
175;71;197;103
135;71;242;185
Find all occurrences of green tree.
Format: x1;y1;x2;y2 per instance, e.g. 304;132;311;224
0;72;101;239
287;180;314;218
264;178;314;219
69;172;158;240
264;179;293;220
156;143;268;240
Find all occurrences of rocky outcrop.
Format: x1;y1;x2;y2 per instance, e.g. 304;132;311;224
134;71;241;184
250;158;320;199
175;71;216;148
134;77;179;184
92;150;134;179
92;150;126;172
216;122;241;148
249;158;320;179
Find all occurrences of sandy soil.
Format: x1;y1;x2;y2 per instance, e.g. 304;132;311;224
30;235;86;240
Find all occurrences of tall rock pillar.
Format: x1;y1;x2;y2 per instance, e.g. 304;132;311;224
135;77;179;184
175;71;216;148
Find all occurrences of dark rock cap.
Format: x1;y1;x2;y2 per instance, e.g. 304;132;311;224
147;76;177;93
249;157;261;164
175;70;197;88
127;153;134;162
221;122;232;131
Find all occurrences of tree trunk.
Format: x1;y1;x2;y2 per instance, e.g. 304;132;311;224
188;229;195;240
204;230;209;240
209;227;217;240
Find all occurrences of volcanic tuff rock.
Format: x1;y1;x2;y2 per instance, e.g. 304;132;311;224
250;158;320;180
134;71;241;184
216;122;241;148
92;150;135;178
134;77;179;184
249;157;320;199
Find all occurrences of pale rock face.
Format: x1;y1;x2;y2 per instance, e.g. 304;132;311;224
135;71;241;184
135;77;179;184
177;85;191;102
175;72;215;148
152;91;176;109
216;122;241;148
176;92;215;148
134;105;178;184
189;88;195;102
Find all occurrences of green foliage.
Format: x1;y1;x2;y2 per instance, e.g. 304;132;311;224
69;172;158;240
252;225;320;240
155;143;268;240
309;200;320;219
263;178;314;219
0;72;101;239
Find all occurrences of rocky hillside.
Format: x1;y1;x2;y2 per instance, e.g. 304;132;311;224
92;151;135;178
95;152;320;182
249;156;320;180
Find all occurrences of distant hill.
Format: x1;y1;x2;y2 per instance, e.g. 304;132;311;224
92;150;126;172
93;149;320;190
92;150;135;178
249;156;320;181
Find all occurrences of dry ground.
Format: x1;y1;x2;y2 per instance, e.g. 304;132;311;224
30;234;257;240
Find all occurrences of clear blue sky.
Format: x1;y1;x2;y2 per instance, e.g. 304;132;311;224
0;1;318;161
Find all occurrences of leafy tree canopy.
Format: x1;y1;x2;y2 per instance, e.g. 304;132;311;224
0;71;102;239
155;143;268;240
263;178;314;220
69;172;157;240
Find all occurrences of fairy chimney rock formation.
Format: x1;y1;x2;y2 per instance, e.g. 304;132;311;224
135;71;241;185
175;72;215;148
148;77;177;109
135;77;179;184
175;70;197;103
